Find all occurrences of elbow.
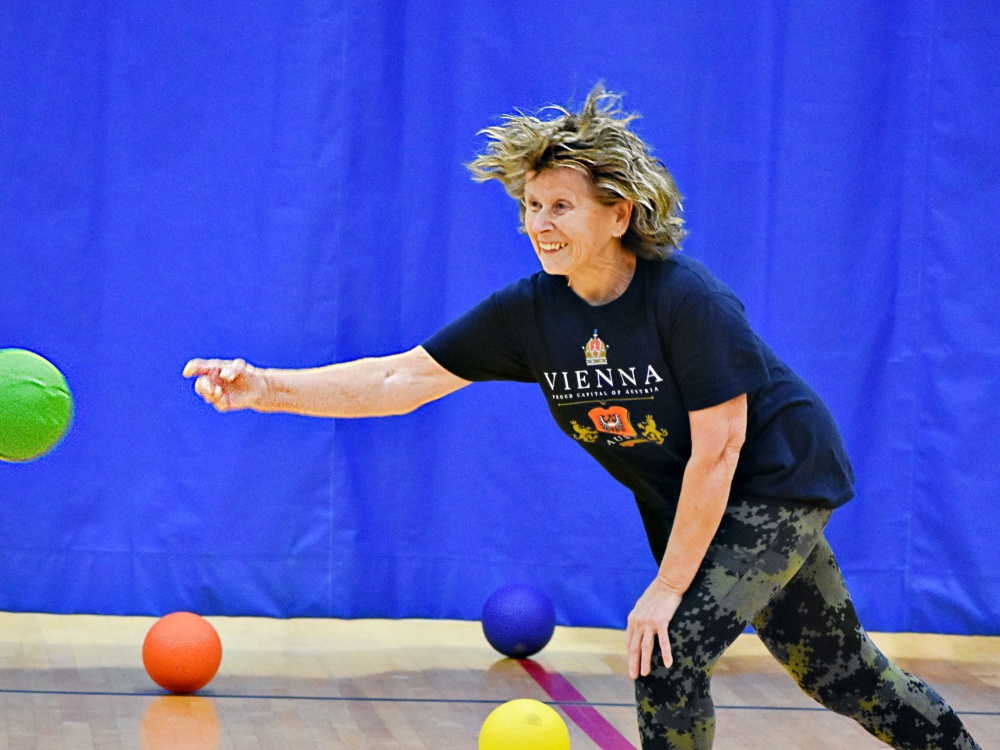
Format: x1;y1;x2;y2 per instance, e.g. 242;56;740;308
688;394;748;479
389;400;420;416
717;406;747;470
375;349;463;416
724;428;746;461
690;433;745;477
380;367;422;416
690;447;741;477
720;439;744;473
717;426;746;472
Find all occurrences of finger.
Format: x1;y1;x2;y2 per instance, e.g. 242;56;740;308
184;358;224;378
640;628;656;677
194;375;210;399
627;628;642;680
658;632;673;669
194;375;220;402
219;358;246;382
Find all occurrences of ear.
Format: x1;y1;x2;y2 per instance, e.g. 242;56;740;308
614;200;633;237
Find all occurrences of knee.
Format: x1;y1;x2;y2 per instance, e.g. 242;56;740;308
798;679;872;717
635;639;714;709
635;663;715;750
790;651;890;718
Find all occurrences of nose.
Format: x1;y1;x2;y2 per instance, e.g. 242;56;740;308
530;207;552;234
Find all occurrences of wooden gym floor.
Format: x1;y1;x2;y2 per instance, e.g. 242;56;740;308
0;612;996;749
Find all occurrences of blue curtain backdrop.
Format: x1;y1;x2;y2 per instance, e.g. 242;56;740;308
1;0;998;634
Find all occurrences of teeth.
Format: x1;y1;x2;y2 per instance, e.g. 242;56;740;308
539;242;568;251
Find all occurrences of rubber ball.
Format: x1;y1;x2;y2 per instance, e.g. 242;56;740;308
142;612;223;694
482;583;556;658
478;698;570;750
0;348;73;462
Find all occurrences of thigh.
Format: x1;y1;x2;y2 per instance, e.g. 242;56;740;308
751;534;871;696
645;498;831;689
693;498;832;630
752;536;913;712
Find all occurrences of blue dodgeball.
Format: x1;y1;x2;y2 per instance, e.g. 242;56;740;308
481;583;556;658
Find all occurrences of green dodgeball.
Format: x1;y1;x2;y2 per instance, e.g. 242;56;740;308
0;348;74;462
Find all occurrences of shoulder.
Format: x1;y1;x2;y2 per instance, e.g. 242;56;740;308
644;256;756;341
645;253;746;311
646;253;730;294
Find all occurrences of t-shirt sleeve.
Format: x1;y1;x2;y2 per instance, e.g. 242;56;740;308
421;290;536;383
663;279;769;412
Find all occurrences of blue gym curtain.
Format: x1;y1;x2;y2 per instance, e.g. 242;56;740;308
1;0;998;634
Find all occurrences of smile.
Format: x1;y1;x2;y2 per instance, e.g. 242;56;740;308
539;242;568;252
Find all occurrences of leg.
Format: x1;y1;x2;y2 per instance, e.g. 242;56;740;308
636;499;830;749
753;537;982;750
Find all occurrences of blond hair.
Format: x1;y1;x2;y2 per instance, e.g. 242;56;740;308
467;84;685;259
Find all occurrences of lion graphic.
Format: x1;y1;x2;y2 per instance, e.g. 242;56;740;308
570;420;599;443
637;415;668;445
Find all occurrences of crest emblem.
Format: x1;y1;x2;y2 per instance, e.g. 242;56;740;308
583;329;607;366
587;406;636;437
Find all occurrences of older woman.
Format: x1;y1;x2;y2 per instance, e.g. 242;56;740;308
184;86;980;750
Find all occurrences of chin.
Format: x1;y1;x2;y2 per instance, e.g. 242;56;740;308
536;252;571;277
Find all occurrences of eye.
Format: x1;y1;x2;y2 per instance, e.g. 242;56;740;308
553;200;571;213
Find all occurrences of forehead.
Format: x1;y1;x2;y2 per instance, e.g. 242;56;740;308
524;166;595;199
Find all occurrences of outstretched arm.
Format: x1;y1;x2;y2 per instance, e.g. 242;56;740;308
183;346;471;417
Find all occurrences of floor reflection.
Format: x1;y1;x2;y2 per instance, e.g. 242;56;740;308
141;695;221;750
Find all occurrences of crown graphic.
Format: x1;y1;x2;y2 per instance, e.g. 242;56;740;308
583;329;607;366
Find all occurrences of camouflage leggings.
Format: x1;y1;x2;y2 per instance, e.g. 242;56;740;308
635;498;980;750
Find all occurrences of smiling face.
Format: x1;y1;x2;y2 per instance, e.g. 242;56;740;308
523;167;632;284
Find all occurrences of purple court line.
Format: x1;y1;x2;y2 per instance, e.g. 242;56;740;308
519;658;637;750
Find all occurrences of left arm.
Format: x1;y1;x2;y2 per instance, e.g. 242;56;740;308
625;393;748;679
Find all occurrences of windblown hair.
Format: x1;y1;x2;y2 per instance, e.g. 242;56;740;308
467;84;685;259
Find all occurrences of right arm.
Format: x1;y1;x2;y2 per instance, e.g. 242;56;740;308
183;345;471;417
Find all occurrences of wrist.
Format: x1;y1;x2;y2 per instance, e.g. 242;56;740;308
252;367;276;412
653;574;687;597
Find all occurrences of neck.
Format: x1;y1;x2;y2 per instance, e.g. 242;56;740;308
567;250;637;305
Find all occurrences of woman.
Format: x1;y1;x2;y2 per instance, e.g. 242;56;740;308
184;86;980;750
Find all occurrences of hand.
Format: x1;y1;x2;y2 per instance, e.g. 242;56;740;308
625;577;684;679
183;358;269;412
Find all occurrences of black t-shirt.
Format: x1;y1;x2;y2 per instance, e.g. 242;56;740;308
422;254;855;562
